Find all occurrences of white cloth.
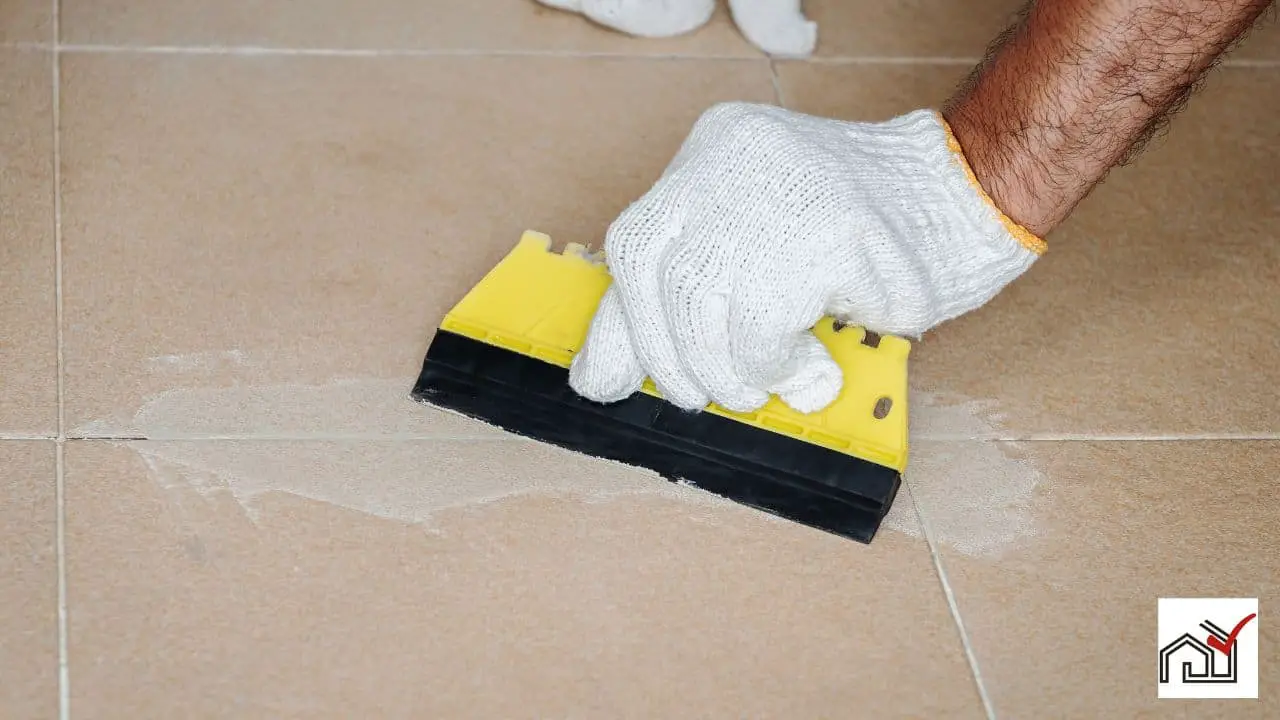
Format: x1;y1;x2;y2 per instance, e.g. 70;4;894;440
569;102;1045;414
533;0;817;56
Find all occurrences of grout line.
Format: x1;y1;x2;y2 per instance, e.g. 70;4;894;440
0;43;979;63
3;40;1279;67
0;40;51;51
1220;58;1280;67
800;55;981;66
52;37;64;446
64;433;544;442
1;432;1273;443
763;55;1280;68
915;432;1280;442
54;445;69;720
54;43;764;61
767;59;787;107
50;1;71;714
907;479;996;720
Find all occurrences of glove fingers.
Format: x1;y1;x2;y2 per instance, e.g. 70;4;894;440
568;285;645;403
727;289;844;415
764;330;843;414
606;205;710;411
663;280;770;413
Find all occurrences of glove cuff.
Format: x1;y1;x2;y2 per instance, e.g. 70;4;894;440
826;108;1047;337
935;111;1047;256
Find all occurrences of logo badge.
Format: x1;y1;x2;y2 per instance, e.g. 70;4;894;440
1157;598;1259;699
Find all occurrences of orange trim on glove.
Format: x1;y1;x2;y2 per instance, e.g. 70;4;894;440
937;112;1047;256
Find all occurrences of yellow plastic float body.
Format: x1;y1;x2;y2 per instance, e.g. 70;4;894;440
436;231;909;475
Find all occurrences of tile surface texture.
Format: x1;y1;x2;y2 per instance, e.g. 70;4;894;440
4;0;1279;717
0;0;50;43
911;440;1280;718
0;48;57;435
59;0;757;56
0;442;58;719
64;440;984;718
778;62;1280;437
805;0;1024;58
1233;10;1280;60
58;53;775;436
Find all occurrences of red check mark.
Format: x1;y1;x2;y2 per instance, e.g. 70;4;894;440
1206;613;1257;655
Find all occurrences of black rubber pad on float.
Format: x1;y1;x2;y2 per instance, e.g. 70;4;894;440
411;330;902;544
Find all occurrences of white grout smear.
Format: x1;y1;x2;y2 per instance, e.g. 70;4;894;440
899;441;1047;558
81;375;743;531
879;391;1049;558
80;370;1040;552
145;349;251;374
128;437;723;531
908;390;1012;440
72;378;509;440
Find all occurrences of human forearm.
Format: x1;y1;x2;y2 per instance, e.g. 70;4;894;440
943;0;1273;237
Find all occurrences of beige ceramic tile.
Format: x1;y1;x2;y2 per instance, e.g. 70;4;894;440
779;63;1280;436
776;60;967;117
0;0;50;43
59;54;775;437
805;0;1023;58
909;440;1280;717
60;0;756;56
1233;10;1280;60
0;441;58;719
66;439;982;718
0;49;56;435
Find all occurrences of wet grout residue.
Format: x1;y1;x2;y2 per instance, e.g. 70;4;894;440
76;358;1048;556
883;391;1049;557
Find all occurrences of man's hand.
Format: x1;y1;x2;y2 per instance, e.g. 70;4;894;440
568;102;1043;414
569;0;1272;415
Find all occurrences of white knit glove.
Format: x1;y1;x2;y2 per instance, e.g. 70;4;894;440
534;0;818;57
568;102;1046;414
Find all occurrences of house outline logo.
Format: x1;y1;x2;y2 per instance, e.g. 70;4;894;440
1157;598;1259;699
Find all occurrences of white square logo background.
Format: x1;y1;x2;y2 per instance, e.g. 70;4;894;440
1158;597;1259;699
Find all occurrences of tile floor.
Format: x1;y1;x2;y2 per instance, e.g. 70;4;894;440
1;0;1278;717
